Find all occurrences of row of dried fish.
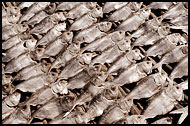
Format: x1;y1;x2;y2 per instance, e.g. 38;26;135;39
2;2;188;124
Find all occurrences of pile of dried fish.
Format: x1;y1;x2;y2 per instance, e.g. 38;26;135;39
2;2;188;124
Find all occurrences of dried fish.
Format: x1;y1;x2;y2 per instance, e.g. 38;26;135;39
180;79;188;90
82;31;126;53
170;14;188;26
50;42;80;70
66;2;97;19
3;105;31;124
113;115;147;124
51;80;68;95
2;24;28;41
103;2;128;13
147;2;173;10
125;71;168;100
30;12;66;34
2;14;22;27
143;84;184;118
116;8;151;32
2;92;21;120
56;2;81;11
2;33;29;50
155;45;188;72
169;56;188;80
170;106;188;124
109;61;153;86
58;53;96;79
26;87;55;106
27;11;49;26
106;49;144;78
15;72;54;92
36;22;66;46
132;25;170;47
14;63;47;81
161;3;187;20
152;117;172;124
108;2;142;22
73;22;112;43
3;38;37;62
5;53;36;73
99;98;133;124
18;2;50;23
146;33;187;57
69;6;103;31
32;98;63;120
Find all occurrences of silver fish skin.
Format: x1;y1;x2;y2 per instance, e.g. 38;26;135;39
155;45;188;71
161;3;187;20
58;53;96;79
2;105;31;124
169;56;188;80
32;98;63;120
66;2;97;19
42;31;73;57
91;45;124;65
2;24;28;41
131;18;161;38
3;38;37;62
69;6;103;31
113;115;147;124
152;117;172;124
82;31;125;53
2;92;21;120
67;70;92;90
143;84;184;119
146;33;187;57
2;14;22;27
116;7;151;32
27;11;49;26
109;61;153;86
2;33;29;50
99;98;133;124
132;25;170;47
18;2;50;23
148;2;173;10
18;2;34;9
36;23;67;47
15;73;56;93
56;2;81;11
125;72;168;100
50;42;80;70
103;2;128;13
14;64;46;81
73;22;112;44
108;2;143;22
106;48;144;78
30;12;66;34
170;14;188;26
5;53;36;73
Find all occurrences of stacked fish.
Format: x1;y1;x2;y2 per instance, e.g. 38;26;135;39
2;2;188;124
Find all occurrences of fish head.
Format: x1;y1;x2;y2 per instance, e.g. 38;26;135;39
17;24;28;33
25;36;37;49
80;52;97;64
139;7;151;19
55;22;66;32
54;12;66;21
91;5;103;18
166;84;184;101
97;22;112;32
61;31;73;43
131;48;145;61
51;80;68;95
103;86;119;100
111;31;125;42
139;61;153;74
181;46;188;54
116;37;131;51
5;92;21;107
